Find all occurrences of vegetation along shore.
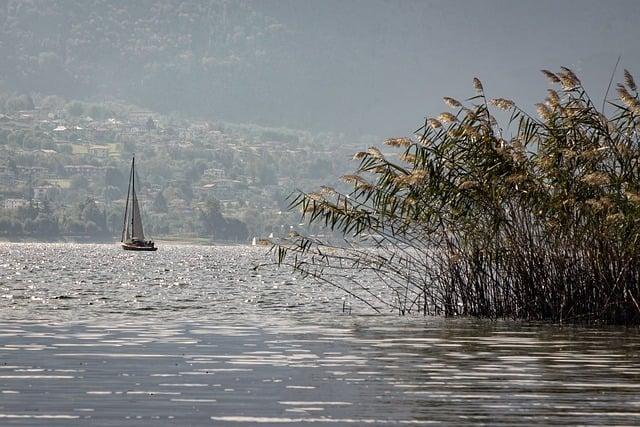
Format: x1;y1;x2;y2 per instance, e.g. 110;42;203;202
276;68;640;325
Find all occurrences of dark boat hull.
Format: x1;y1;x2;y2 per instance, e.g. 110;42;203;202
121;242;157;251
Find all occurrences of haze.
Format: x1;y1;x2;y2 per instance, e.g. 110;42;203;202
2;0;639;137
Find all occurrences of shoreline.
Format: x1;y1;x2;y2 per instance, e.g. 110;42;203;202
0;236;252;246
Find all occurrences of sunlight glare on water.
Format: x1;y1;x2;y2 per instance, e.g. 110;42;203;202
0;242;639;426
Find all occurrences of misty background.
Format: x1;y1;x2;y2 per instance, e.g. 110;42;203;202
1;0;639;243
2;0;639;137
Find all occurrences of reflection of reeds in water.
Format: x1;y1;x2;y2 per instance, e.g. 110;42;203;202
275;67;640;324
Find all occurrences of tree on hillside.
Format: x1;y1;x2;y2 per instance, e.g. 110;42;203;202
198;197;225;239
198;197;249;241
153;191;168;213
65;101;84;117
105;167;127;192
5;94;34;112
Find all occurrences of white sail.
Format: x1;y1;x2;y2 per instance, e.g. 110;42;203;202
122;156;146;243
121;156;156;250
130;187;145;241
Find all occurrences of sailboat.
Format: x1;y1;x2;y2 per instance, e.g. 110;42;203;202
121;155;157;251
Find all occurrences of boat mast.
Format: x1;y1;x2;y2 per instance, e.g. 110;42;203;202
121;156;133;242
131;155;136;239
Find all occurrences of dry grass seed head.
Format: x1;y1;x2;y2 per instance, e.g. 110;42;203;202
581;172;610;186
307;192;323;202
473;77;484;93
562;149;577;160
384;137;412;148
428;118;442;129
458;180;479;190
404;196;417;206
585;198;604;212
505;174;527;184
580;148;603;161
367;147;384;159
319;186;337;196
599;196;613;209
558;67;581;90
465;110;478;121
511;147;526;163
341;174;367;185
463;124;479;140
617;85;640;113
438;112;457;123
447;128;464;139
541;69;561;84
625;69;637;91
400;153;417;164
417;135;431;146
626;191;640;204
536;103;552;121
489;98;515;110
443;97;462;108
539;154;555;170
395;170;427;186
606;212;625;225
546;89;560;107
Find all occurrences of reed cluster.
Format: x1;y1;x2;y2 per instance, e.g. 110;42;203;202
275;68;640;324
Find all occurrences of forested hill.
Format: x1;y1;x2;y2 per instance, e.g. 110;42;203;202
2;0;408;136
0;1;288;125
1;1;636;135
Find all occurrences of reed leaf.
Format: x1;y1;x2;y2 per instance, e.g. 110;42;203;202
272;67;640;325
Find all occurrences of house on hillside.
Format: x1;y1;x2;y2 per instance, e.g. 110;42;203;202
33;185;60;201
88;145;109;160
199;179;243;200
16;166;50;180
168;198;193;214
64;165;104;179
0;166;16;187
203;168;225;180
128;110;155;124
3;198;29;210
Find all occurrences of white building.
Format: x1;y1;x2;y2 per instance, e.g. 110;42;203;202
4;198;29;210
33;186;59;201
88;145;110;159
203;168;225;180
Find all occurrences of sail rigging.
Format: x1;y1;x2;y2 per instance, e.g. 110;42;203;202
130;185;145;241
121;155;155;250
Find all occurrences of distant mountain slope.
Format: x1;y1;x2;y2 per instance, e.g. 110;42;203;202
0;1;287;124
1;1;639;136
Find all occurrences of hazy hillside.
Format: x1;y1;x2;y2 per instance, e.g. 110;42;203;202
1;0;639;136
0;1;283;120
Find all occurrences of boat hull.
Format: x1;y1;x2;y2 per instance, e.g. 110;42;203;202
121;242;157;251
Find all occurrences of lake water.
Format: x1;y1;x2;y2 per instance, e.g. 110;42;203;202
0;242;639;426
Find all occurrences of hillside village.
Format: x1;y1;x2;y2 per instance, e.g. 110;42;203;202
0;96;369;242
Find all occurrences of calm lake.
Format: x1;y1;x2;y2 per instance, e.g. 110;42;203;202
0;242;639;426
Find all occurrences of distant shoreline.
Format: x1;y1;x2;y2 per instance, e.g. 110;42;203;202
0;236;252;246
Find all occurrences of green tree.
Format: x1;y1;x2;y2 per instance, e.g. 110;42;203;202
153;191;168;213
198;198;225;238
65;101;84;117
5;94;34;112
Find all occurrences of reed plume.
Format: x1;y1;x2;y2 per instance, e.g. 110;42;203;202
275;67;640;325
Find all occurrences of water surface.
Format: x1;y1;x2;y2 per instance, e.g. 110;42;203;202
0;243;639;426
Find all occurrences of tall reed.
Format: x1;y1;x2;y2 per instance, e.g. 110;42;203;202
275;68;640;324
